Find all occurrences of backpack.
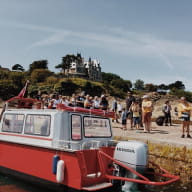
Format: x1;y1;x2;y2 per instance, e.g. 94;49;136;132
156;116;165;126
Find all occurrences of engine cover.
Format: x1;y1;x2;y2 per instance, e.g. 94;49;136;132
114;141;148;169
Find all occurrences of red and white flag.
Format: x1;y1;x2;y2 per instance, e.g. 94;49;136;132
18;80;30;98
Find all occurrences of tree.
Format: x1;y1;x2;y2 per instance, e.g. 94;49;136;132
102;72;121;84
145;83;157;92
84;81;92;94
31;69;53;83
0;70;9;80
168;81;185;90
46;76;58;85
0;80;18;100
12;64;25;72
9;71;25;90
158;84;169;90
134;79;144;90
55;54;78;74
111;79;132;92
91;84;104;96
55;79;79;95
124;80;132;91
29;60;48;73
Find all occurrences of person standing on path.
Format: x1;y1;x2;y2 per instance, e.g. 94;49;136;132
142;95;153;133
125;91;136;129
177;97;192;138
162;100;172;126
131;100;141;130
111;97;119;123
121;107;128;130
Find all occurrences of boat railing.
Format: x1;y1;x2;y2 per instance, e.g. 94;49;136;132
52;139;117;151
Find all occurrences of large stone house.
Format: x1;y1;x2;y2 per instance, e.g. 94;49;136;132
67;55;102;81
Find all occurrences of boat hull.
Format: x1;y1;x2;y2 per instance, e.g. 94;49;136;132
0;140;82;191
0;167;120;192
0;140;115;191
0;166;70;191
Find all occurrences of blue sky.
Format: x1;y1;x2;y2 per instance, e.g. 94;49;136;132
1;0;192;90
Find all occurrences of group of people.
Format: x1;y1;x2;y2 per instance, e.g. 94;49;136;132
39;91;110;111
120;92;153;133
38;91;191;138
160;96;191;138
39;91;154;133
121;91;191;138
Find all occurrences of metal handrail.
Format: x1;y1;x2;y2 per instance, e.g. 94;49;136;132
98;150;180;186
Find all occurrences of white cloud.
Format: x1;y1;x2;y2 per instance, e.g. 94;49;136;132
26;25;192;69
6;21;190;59
3;20;192;72
27;31;70;48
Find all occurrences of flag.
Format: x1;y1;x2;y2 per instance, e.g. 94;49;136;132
18;80;30;98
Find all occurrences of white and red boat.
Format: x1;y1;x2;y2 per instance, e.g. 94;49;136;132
0;85;179;191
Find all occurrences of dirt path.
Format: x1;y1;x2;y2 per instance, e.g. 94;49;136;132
112;121;192;148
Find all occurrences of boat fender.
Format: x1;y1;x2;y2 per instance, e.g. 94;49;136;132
56;160;65;183
52;155;60;174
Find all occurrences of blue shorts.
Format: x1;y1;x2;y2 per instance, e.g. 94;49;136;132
133;117;140;125
180;112;190;121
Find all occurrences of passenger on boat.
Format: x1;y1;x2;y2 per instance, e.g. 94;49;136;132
68;93;76;107
76;91;85;107
41;94;50;109
48;94;60;109
84;95;93;109
61;96;69;106
99;95;109;110
92;96;100;109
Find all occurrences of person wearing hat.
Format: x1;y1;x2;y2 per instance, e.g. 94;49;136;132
142;95;153;133
99;94;109;110
177;97;192;138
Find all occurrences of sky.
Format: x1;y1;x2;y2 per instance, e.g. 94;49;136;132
1;0;192;90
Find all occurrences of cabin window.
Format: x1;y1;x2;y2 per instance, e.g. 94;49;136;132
24;115;51;136
2;113;24;133
84;117;111;137
71;115;82;140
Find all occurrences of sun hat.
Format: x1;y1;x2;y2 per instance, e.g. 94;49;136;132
142;95;149;99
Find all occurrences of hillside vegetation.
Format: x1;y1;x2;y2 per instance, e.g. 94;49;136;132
1;59;192;102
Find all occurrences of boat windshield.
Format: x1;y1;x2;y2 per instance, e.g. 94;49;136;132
84;116;112;138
